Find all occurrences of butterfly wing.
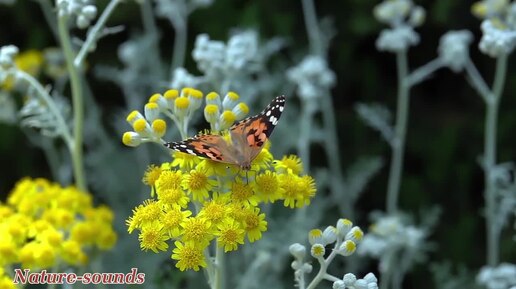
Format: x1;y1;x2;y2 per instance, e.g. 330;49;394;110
164;134;240;165
230;95;286;161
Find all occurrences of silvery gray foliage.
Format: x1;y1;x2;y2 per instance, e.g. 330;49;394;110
479;19;516;57
19;91;71;138
286;55;336;101
192;31;266;78
487;162;516;231
232;204;324;289
56;0;97;29
355;102;394;146
0;92;17;124
476;263;516;289
376;25;420;52
358;213;434;278
154;0;213;17
170;67;201;89
438;30;474;72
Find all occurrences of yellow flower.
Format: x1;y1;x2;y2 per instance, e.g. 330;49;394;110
229;180;259;206
162;205;192;237
60;240;87;265
0;236;17;266
171;152;201;170
127;199;164;232
253;171;283;203
139;222;170;253
171;241;207;271
157;188;190;208
156;170;183;191
142;164;162;187
279;173;316;208
96;226;117;250
240;207;267;243
250;148;273;171
181;216;213;248
216;219;245;252
182;166;217;201
198;194;229;227
274;155;303;175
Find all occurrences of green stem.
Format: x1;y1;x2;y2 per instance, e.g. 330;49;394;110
213;244;225;289
386;50;410;214
74;0;122;68
484;54;508;266
58;15;86;191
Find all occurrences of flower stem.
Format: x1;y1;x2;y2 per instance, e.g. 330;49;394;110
301;0;322;55
484;54;507;266
74;0;122;68
169;16;188;79
58;15;86;191
213;243;225;289
386;50;410;214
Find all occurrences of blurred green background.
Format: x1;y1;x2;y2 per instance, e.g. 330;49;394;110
0;0;515;288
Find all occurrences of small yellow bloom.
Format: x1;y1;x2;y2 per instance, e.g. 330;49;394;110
152;119;167;137
181;216;213;248
142;164;162;187
157;188;190;208
171;152;202;171
162;205;192;237
139;222;170;253
240;207;267;243
216;219;245;252
60;240;87;265
198;194;229;226
182;167;217;201
275;155;303;175
156;170;183;191
171;241;207;271
229;180;258;206
253;171;283;203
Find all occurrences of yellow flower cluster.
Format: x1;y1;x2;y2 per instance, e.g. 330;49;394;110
0;178;117;271
128;148;316;271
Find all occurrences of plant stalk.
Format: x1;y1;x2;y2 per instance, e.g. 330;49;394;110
58;15;86;191
386;50;410;214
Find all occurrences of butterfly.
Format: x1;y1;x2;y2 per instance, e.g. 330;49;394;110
164;95;286;171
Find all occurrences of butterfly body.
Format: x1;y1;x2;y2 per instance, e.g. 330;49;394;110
165;95;286;170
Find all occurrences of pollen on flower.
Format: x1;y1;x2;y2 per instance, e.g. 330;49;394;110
205;92;221;105
276;155;304;175
175;97;190;109
339;240;356;256
164;89;179;100
310;243;325;258
126;110;143;124
254;171;282;203
241;207;267;243
133;119;149;133
172;241;207;271
152;119;167;137
156;170;183;191
230;181;257;206
181;217;213;247
139;223;169;253
142;164;162;187
157;188;189;208
182;168;216;201
162;206;191;237
220;110;237;129
204;104;220;123
216;219;245;252
148;93;162;103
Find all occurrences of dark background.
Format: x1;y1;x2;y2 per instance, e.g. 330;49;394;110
1;0;515;288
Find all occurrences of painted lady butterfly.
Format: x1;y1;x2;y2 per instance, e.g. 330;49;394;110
164;95;286;170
